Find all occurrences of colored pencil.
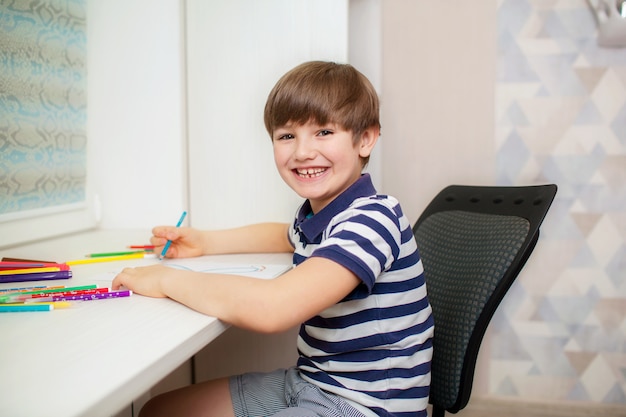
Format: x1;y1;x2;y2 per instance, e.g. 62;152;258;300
28;287;109;298
1;257;56;263
128;245;155;249
25;289;132;302
66;253;155;265
5;288;109;303
0;301;72;309
0;262;69;270
160;211;187;260
0;285;51;293
86;250;147;258
0;304;53;312
0;263;47;269
0;267;61;276
0;270;72;284
0;285;97;297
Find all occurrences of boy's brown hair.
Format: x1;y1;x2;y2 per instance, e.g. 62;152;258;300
264;61;380;161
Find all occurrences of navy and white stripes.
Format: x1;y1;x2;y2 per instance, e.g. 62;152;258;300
288;174;434;417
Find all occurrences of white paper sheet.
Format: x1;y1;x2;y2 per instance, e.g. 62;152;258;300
162;259;292;279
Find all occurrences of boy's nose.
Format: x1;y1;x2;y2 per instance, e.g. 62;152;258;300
294;138;316;160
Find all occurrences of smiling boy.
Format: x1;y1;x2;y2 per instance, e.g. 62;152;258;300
113;61;434;417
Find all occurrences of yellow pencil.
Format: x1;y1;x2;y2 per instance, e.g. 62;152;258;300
31;301;73;309
66;252;155;266
0;301;73;309
0;267;61;276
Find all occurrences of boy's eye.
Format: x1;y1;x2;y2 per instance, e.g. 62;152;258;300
317;129;333;136
276;133;294;141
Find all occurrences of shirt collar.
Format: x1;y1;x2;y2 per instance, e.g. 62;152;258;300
294;173;377;244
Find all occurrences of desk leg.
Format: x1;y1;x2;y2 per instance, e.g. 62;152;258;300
126;360;194;417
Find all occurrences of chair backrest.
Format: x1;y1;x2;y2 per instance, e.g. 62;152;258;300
412;184;557;417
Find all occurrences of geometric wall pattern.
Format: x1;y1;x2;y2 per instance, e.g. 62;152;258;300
494;0;626;406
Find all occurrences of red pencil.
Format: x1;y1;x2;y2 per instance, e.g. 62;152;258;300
0;261;70;271
27;288;110;299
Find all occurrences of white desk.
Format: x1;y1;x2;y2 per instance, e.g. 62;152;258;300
0;230;292;417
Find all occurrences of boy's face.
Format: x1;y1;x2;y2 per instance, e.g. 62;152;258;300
272;120;378;213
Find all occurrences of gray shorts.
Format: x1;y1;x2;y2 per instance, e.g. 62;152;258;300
229;367;368;417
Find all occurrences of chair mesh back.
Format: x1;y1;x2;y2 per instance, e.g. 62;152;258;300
414;210;530;409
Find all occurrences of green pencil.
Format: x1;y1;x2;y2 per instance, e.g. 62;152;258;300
86;250;147;258
0;285;98;303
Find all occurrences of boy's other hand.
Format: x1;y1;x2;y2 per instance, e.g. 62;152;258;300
150;226;206;259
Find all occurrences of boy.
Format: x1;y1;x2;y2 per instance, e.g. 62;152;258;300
112;61;434;417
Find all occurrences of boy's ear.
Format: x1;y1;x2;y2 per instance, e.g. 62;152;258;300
358;126;380;158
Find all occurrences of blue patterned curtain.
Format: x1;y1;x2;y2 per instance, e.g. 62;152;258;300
0;0;87;216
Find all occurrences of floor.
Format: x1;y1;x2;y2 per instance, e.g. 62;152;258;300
429;398;626;417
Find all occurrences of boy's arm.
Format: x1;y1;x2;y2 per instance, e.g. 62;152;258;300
204;223;293;255
112;256;360;333
152;222;293;258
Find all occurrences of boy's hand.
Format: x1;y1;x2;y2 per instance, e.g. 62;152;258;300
150;226;206;258
111;264;171;297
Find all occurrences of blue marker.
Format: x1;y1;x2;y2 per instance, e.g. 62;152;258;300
0;304;53;312
160;211;187;260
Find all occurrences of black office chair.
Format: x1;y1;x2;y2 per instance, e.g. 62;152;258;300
412;184;557;417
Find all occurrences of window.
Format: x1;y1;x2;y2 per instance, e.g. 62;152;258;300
0;0;95;248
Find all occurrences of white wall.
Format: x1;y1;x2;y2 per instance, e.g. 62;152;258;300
380;2;497;225
88;0;351;231
88;0;187;229
349;0;383;191
185;0;349;229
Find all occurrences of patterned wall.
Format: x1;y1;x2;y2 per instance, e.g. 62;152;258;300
494;0;626;405
0;0;87;216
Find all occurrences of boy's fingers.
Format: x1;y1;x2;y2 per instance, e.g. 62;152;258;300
150;235;168;246
152;225;171;236
152;226;181;241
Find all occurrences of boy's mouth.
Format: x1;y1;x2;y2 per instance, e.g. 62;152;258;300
295;168;326;178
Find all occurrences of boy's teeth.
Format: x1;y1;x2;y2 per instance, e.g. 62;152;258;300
297;168;325;177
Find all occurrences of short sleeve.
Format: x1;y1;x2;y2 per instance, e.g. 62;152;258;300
310;199;403;293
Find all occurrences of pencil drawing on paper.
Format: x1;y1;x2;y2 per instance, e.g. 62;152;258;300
166;264;266;274
163;261;291;280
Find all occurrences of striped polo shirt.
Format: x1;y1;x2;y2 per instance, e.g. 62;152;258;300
288;174;434;417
